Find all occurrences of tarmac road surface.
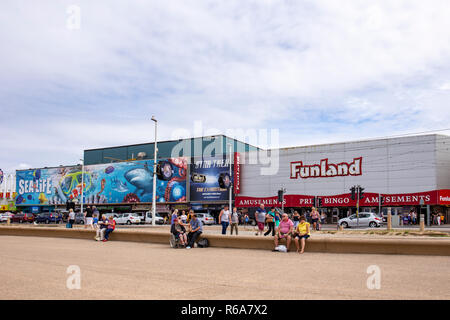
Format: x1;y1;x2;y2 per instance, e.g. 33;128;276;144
0;236;449;300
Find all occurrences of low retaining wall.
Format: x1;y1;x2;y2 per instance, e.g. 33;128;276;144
1;226;449;256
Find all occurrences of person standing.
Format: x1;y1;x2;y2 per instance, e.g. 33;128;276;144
230;207;240;235
68;209;75;228
171;209;179;225
186;212;203;249
219;205;231;235
85;206;93;229
293;211;301;231
255;204;266;236
264;207;276;237
311;207;320;231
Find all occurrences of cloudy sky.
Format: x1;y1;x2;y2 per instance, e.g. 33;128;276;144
1;0;450;173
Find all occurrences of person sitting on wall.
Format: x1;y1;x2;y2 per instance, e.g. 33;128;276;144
95;215;108;241
186;211;203;250
171;216;187;247
103;215;116;242
294;216;311;254
274;213;294;252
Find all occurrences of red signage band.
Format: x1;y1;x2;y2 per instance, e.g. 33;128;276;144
290;157;363;179
234;152;241;195
438;189;450;205
235;195;315;208
236;190;446;208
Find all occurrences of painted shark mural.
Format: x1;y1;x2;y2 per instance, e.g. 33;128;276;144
15;158;187;205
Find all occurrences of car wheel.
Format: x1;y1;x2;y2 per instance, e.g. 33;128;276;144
251;220;256;226
45;219;49;224
341;222;348;228
127;221;131;225
369;222;377;228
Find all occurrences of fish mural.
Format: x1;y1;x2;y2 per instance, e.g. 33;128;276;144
124;167;153;197
15;158;187;205
111;177;129;193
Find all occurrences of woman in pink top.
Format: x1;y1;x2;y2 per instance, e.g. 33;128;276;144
274;214;294;251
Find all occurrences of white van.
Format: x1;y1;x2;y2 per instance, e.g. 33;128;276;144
144;211;164;225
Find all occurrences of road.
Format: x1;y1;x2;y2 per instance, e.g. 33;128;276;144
1;235;449;300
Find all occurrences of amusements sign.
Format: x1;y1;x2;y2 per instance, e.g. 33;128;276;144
15;158;187;206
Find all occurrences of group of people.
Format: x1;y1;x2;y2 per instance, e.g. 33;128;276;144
170;209;203;249
255;204;311;254
66;206;115;242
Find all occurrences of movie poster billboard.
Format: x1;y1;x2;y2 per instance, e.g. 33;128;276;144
190;157;234;202
15;157;187;206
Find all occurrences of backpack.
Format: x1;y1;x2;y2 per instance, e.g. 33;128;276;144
197;238;209;248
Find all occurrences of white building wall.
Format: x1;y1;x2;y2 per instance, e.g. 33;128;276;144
240;135;443;197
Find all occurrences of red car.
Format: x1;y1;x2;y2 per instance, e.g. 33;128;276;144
11;213;35;223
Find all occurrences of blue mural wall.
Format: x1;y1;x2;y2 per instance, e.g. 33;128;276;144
15;158;187;205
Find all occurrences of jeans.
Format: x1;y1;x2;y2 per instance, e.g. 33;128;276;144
104;229;114;240
221;221;229;235
187;231;202;247
264;222;275;236
230;223;238;235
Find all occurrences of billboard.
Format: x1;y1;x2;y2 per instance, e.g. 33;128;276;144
190;157;233;202
15;157;187;206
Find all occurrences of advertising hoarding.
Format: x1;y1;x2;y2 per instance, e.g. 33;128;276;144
15;158;187;206
190;157;233;202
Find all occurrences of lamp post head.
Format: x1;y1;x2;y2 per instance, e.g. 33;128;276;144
151;116;157;122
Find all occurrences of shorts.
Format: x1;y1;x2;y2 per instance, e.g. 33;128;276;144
257;222;265;231
277;232;291;239
312;218;319;223
295;234;310;240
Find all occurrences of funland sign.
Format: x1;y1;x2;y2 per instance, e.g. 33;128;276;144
290;158;362;179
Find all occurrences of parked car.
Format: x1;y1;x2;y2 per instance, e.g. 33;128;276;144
144;211;164;225
35;212;63;224
11;212;35;223
114;212;141;225
74;212;85;224
196;212;215;225
338;212;382;228
0;212;14;223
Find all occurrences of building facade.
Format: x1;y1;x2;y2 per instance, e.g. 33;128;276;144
236;134;450;224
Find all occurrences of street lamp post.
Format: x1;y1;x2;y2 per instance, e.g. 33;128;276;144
151;116;158;227
80;159;84;216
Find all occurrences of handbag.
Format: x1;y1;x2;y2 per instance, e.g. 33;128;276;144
265;214;274;223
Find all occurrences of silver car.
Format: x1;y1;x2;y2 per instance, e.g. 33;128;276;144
338;212;383;228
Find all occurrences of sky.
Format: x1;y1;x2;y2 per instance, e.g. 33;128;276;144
1;0;450;174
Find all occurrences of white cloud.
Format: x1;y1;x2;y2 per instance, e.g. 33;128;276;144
1;0;450;172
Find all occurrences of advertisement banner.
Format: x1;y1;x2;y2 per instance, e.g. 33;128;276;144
15;158;187;206
234;152;241;194
190;157;233;202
